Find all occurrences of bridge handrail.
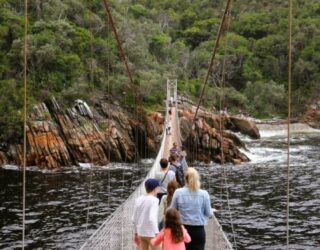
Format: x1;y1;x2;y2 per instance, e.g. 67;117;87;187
80;114;167;250
174;100;233;250
80;94;233;250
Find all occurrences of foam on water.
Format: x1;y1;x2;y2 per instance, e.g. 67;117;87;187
257;123;320;138
0;132;319;249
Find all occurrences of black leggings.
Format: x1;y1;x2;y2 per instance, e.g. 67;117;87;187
184;225;206;250
156;192;166;204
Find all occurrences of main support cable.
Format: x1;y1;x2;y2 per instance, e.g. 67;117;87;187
89;0;94;89
218;1;237;248
85;1;95;238
101;0;138;108
85;165;94;238
22;0;29;249
194;0;233;120
102;0;140;162
286;0;293;248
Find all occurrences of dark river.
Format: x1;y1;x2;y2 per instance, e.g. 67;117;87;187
0;130;319;249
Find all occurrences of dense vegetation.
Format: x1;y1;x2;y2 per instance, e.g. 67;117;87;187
0;0;319;142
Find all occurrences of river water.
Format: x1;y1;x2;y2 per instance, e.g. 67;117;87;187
0;129;319;249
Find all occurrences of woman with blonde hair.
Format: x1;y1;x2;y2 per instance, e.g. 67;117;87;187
170;168;213;250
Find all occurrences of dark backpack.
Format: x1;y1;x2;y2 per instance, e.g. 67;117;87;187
170;163;185;187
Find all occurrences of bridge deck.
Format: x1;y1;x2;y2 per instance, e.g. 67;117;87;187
80;101;232;250
165;107;232;250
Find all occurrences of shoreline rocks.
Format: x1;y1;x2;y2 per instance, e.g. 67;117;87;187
0;96;164;168
303;98;320;129
179;108;251;164
0;96;259;168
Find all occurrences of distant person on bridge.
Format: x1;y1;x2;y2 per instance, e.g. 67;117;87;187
169;154;185;187
170;168;213;250
166;119;171;135
155;158;176;203
169;96;174;107
158;180;179;230
178;146;187;165
151;208;191;250
170;142;180;156
133;178;161;250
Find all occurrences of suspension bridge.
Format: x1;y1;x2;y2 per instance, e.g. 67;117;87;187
19;0;295;248
79;79;233;250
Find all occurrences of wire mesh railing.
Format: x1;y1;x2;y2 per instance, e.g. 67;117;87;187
80;130;167;250
174;100;233;250
80;91;233;249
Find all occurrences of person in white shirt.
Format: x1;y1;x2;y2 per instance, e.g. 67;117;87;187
133;178;161;250
155;158;176;203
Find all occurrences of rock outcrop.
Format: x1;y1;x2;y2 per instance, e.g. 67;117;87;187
303;98;320;129
0;96;256;168
0;96;164;168
229;116;261;139
179;109;250;164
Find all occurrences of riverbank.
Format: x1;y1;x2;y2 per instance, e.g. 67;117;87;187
0;95;259;168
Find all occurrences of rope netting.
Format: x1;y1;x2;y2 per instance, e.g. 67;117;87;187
80;95;232;249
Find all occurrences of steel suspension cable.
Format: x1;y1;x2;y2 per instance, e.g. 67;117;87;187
85;165;94;238
101;0;138;108
102;0;139;161
209;73;223;216
194;0;233;120
218;1;238;248
22;0;28;249
286;0;293;248
85;1;95;238
219;7;230;213
89;1;94;90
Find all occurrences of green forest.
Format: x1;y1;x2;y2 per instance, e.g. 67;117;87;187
0;0;319;142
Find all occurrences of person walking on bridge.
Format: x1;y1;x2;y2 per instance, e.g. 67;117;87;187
133;178;161;250
170;168;213;250
169;154;184;187
158;180;179;230
169;142;180;156
155;158;176;203
166;119;172;135
151;208;191;250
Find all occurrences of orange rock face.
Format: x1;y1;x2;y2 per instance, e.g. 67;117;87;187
0;97;252;168
179;110;250;164
2;97;163;168
303;100;320;129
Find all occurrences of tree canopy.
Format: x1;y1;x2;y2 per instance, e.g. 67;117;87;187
0;0;319;141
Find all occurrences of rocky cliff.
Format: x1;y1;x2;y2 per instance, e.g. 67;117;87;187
178;108;256;164
0;96;260;168
0;96;163;168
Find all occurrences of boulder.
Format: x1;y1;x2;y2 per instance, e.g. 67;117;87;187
179;114;250;164
230;116;261;139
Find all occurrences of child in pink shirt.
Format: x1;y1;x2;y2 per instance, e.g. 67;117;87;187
151;208;191;250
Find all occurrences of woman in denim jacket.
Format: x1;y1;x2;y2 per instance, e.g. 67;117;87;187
170;167;213;250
